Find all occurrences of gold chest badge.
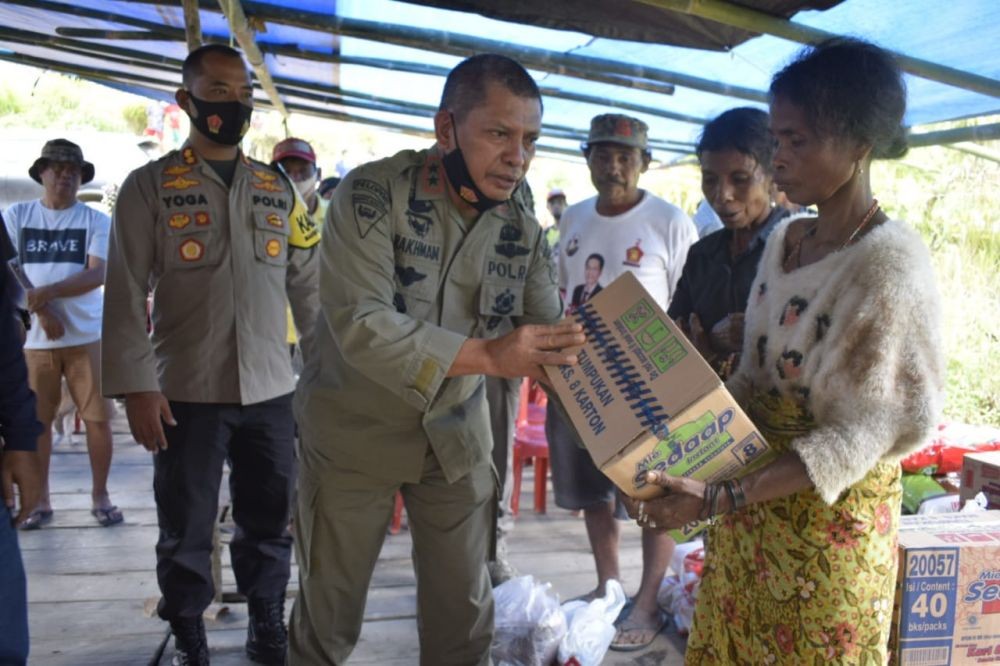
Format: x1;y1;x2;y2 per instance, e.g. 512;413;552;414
168;213;191;230
163;175;200;190
179;238;205;262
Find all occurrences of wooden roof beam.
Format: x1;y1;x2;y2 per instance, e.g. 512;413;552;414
111;0;769;102
0;51;614;159
5;0;709;124
0;28;694;152
182;0;203;51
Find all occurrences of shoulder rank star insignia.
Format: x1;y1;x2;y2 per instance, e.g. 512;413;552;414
179;238;204;262
265;238;282;257
164;165;192;177
163;175;200;190
194;212;211;226
419;155;444;195
253;180;283;193
266;213;283;228
168;213;191;230
623;239;644;267
182;148;197;165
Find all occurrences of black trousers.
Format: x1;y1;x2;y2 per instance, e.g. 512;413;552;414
154;393;296;620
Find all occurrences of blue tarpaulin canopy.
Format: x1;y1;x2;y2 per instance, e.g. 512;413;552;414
0;0;997;160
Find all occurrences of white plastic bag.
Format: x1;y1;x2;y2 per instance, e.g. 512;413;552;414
492;575;567;666
657;544;704;636
557;579;627;666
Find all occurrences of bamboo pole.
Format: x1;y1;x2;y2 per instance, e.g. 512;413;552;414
262;48;709;126
23;32;991;155
944;143;1000;165
182;0;203;51
908;123;1000;148
9;0;766;104
0;25;698;151
234;0;773;102
8;0;673;97
215;0;288;119
54;28;172;40
0;51;607;159
634;0;1000;99
0;16;709;126
109;0;777;101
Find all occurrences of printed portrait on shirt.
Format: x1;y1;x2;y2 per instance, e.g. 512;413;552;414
570;252;605;311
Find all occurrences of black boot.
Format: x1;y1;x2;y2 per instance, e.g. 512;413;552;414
246;597;288;665
169;616;210;666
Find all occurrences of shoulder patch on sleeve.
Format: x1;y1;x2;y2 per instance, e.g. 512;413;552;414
351;178;391;239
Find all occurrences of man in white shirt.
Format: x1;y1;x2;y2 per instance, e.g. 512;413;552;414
547;114;697;650
4;139;120;530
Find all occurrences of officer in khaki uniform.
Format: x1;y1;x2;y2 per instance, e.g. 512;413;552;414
102;45;318;665
291;54;584;665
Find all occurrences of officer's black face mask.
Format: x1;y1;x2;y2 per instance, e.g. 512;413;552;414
441;113;506;214
184;92;253;147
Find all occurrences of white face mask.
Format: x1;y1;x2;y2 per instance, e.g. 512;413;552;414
295;173;318;199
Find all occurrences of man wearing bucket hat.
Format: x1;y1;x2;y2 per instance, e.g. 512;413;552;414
3;139;121;531
546;113;698;651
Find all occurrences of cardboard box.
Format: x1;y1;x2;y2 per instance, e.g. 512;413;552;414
543;272;774;541
890;511;1000;665
961;451;1000;509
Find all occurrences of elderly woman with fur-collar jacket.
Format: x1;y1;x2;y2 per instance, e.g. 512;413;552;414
626;39;944;664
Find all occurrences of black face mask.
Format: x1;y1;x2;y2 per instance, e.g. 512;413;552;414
441;114;507;214
184;92;253;146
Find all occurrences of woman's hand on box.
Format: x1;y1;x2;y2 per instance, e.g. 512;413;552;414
709;313;745;354
675;314;716;364
621;472;708;530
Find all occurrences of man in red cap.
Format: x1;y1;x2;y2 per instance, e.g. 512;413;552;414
272;137;328;231
272;138;326;364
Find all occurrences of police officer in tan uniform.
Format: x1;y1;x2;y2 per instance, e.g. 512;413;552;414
291;54;584;665
102;45;319;665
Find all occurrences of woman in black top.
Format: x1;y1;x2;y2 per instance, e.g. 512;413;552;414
668;107;789;378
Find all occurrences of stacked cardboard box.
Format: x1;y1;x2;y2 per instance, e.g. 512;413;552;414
961;451;1000;510
890;511;1000;665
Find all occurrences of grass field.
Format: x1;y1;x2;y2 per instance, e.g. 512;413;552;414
876;143;1000;425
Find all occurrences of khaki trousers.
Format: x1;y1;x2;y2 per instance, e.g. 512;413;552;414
290;440;494;665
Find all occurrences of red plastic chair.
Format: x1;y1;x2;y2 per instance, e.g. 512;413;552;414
511;379;550;516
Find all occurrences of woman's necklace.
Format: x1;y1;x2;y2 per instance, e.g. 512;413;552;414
785;199;880;269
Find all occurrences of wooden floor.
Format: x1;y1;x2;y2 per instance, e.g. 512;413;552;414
20;415;686;665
